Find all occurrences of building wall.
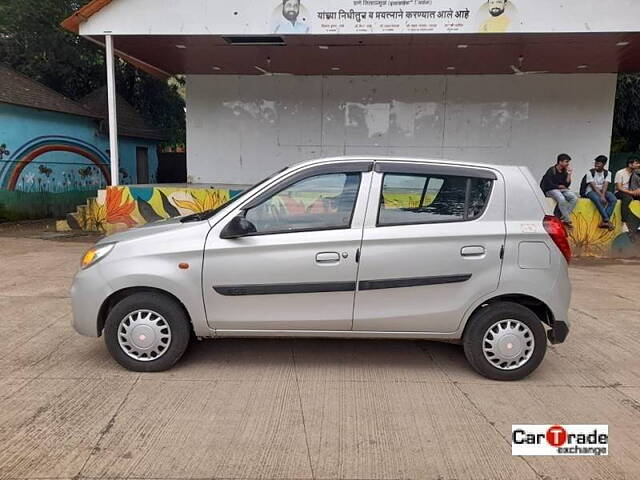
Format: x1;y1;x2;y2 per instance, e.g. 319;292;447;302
186;74;617;186
0;103;159;220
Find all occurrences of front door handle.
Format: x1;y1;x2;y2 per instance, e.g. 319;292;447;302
316;252;340;263
461;246;486;257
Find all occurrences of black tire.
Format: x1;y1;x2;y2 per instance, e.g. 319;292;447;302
463;302;547;381
104;291;191;372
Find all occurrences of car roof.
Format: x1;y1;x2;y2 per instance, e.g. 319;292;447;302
295;155;508;172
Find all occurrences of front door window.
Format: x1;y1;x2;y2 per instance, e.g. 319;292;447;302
244;172;361;235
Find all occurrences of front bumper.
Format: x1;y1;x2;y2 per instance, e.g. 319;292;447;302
70;266;114;337
547;320;569;344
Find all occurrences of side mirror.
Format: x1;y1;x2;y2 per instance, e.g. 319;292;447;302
220;215;257;239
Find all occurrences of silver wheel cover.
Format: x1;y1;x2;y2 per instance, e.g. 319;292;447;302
117;309;171;361
482;319;535;371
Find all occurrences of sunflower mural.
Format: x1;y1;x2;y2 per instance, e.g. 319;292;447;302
67;185;241;234
568;201;622;257
172;189;230;214
67;189;639;258
565;198;640;257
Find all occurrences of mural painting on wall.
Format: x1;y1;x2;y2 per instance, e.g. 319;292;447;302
67;183;640;258
69;186;243;234
0;136;110;191
558;199;640;258
0;136;112;220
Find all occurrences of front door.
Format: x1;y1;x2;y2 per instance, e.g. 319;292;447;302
203;162;372;331
354;162;505;333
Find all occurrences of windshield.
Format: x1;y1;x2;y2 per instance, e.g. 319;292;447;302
181;166;289;223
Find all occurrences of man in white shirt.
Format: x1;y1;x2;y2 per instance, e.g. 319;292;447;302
584;155;617;230
615;157;640;240
274;0;310;34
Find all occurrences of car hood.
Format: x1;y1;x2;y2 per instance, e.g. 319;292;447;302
98;216;195;244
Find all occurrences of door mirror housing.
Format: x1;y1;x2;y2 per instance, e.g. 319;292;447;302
220;215;257;239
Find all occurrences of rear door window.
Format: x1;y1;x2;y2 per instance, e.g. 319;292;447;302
378;172;492;226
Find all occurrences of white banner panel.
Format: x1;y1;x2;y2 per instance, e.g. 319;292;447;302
80;0;640;36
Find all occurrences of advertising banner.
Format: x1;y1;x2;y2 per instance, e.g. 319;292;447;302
79;0;640;36
272;0;516;34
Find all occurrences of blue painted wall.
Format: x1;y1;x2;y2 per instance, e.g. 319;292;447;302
0;103;160;220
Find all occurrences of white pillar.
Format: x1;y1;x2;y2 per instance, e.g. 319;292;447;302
105;34;119;186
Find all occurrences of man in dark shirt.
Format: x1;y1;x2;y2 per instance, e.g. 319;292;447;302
540;153;578;228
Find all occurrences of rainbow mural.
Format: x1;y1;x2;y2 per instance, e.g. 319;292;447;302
0;135;113;221
0;135;110;191
0;92;160;221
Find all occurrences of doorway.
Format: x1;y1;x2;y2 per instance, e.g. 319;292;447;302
136;147;149;184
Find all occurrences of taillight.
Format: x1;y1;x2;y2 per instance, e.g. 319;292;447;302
543;215;571;263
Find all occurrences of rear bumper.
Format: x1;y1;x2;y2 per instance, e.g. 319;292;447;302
547;320;569;344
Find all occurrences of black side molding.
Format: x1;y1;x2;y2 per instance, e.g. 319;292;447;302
358;274;472;291
214;281;356;296
214;274;472;296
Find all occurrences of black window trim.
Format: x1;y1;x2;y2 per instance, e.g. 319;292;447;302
374;161;498;180
233;162;371;237
376;171;494;228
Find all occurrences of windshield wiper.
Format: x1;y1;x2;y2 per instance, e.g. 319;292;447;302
180;210;216;223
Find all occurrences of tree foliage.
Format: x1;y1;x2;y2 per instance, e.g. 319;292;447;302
613;74;640;153
0;0;185;146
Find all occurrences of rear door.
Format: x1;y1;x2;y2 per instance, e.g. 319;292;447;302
353;161;506;333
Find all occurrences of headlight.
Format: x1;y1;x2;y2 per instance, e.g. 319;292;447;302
80;243;116;270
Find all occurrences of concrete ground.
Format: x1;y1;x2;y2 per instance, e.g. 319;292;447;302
0;230;639;480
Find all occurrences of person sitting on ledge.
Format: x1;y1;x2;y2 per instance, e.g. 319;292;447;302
580;155;617;230
540;153;578;230
615;157;640;242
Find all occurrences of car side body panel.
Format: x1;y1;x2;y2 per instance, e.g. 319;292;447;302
69;156;570;345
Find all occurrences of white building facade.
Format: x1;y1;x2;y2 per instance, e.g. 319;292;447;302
187;73;616;185
63;0;640;187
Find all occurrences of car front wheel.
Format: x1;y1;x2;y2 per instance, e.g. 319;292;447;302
104;291;191;372
463;302;547;381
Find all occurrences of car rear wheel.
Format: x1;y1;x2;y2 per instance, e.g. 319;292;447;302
104;292;191;372
463;302;547;381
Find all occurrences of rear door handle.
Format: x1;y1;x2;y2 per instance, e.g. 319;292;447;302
316;252;340;263
461;246;486;257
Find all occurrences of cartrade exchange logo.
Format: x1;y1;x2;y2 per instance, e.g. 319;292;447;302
512;425;608;456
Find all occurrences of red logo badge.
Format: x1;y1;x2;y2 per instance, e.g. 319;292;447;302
546;425;568;447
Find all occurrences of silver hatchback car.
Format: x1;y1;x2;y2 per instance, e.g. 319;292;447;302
71;157;571;380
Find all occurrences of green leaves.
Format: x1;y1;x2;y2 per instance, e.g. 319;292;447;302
614;74;640;153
